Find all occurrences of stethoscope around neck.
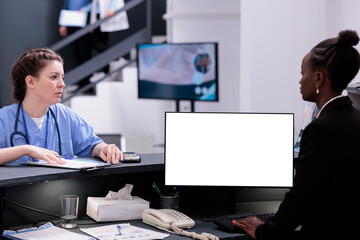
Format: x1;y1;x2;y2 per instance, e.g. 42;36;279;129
10;102;62;155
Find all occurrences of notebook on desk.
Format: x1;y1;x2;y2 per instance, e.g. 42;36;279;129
25;157;110;171
2;222;93;240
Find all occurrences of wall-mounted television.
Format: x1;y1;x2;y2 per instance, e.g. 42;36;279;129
137;42;218;102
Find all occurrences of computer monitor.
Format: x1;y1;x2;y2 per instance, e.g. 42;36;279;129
137;42;218;101
165;112;294;187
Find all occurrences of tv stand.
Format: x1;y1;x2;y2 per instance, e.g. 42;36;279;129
175;100;195;112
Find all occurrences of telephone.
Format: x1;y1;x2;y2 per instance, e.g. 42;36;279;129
142;208;195;230
142;209;219;240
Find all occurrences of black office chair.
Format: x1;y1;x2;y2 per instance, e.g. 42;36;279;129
96;134;122;149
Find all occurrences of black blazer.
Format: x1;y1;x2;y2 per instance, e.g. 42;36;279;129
256;96;360;240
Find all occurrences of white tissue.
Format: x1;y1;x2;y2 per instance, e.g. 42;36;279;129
105;184;134;200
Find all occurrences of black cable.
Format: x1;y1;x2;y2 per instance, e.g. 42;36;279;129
1;197;97;229
1;197;59;218
33;219;60;228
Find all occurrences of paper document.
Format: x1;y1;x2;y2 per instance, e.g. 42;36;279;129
59;10;87;27
81;223;169;240
2;222;94;240
26;157;110;170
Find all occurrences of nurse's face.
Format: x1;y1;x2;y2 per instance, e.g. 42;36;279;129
32;60;65;105
299;53;317;102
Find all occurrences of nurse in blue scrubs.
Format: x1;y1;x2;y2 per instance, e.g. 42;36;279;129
0;48;123;165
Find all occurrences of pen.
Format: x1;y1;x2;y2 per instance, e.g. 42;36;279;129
152;182;162;196
117;225;122;235
174;187;182;197
56;155;72;160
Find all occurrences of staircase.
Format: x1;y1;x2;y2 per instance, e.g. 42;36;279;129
50;0;152;101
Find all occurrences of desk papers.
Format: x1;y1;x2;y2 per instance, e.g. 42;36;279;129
80;223;169;240
26;158;110;170
2;222;93;240
59;10;87;27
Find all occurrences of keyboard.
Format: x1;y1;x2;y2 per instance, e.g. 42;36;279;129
214;213;275;233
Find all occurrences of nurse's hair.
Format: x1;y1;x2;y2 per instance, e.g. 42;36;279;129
309;30;360;91
11;48;64;102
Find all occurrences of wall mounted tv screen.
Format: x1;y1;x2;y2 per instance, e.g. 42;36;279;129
137;42;218;101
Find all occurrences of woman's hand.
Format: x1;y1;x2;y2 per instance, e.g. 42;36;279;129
26;145;66;165
232;217;264;239
93;143;123;164
0;145;65;165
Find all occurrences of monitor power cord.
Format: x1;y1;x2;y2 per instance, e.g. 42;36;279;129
1;196;96;228
1;196;59;218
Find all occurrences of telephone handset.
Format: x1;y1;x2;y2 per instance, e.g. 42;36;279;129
142;209;219;240
142;208;195;230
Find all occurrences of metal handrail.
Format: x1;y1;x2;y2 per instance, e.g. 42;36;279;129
48;0;152;102
61;59;136;103
49;0;146;51
63;28;147;86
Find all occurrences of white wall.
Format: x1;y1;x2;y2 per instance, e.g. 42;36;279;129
239;0;328;134
71;67;173;152
164;0;241;112
240;0;360;134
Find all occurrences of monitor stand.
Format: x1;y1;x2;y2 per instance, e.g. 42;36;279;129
175;100;195;112
179;186;237;222
200;187;237;222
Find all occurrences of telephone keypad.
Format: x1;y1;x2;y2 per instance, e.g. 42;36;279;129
165;210;190;220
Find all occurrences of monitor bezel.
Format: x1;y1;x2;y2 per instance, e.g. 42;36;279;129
164;112;295;188
136;42;219;102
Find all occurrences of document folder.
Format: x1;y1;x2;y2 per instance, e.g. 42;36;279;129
58;10;87;27
25;157;110;171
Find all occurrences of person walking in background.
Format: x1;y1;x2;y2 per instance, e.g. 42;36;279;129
59;0;93;92
58;0;129;92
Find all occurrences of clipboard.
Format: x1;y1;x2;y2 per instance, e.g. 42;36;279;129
59;10;87;27
25;157;111;171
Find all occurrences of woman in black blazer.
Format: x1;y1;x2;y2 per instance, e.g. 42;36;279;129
233;30;360;240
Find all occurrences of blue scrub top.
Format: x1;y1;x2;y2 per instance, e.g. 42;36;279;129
62;0;92;11
0;103;103;164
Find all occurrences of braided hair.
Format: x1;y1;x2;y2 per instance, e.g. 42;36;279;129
309;30;360;91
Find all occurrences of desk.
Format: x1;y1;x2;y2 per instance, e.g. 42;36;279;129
0;154;164;228
70;218;249;240
0;153;164;188
0;153;246;239
1;217;248;240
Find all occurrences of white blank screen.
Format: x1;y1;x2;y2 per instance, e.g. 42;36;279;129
165;113;294;187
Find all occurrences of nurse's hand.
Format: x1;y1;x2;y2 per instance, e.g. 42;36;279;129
94;143;123;164
26;145;66;165
0;145;65;165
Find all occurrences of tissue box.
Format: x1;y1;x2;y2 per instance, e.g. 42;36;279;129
86;196;149;222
